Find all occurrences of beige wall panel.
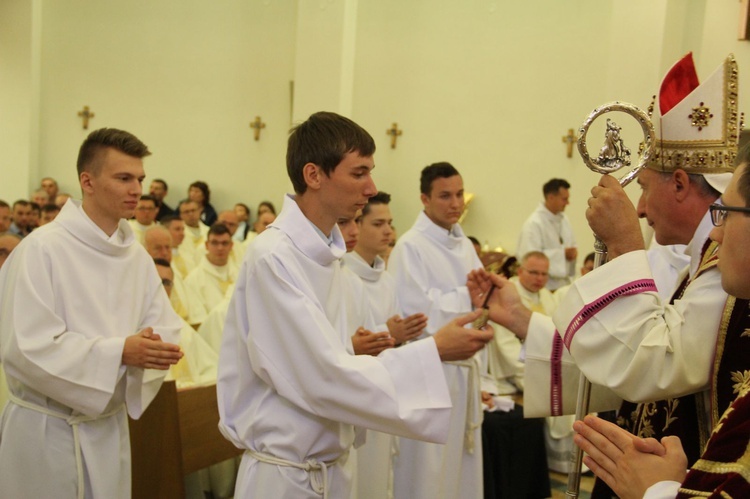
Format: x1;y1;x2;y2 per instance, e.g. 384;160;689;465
36;0;297;214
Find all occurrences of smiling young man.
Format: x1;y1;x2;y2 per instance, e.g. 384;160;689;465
217;112;493;498
388;162;486;499
0;128;183;498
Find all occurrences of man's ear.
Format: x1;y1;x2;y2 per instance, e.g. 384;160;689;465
80;171;94;195
420;192;430;209
672;169;690;201
302;163;323;191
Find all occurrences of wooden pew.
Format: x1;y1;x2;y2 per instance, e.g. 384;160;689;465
129;381;242;499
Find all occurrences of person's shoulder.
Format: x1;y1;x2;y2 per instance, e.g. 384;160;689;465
244;227;296;270
21;222;68;251
395;226;424;246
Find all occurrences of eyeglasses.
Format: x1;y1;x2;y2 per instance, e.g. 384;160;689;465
709;203;750;227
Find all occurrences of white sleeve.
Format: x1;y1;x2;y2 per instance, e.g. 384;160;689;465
552;250;725;403
218;252;453;443
643;480;681;499
523;313;621;417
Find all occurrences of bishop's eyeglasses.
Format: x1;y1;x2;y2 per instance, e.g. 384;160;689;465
709;203;750;227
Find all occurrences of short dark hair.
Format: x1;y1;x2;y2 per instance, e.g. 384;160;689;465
76;128;151;176
41;203;60;214
420;162;460;196
189;181;211;205
584;252;596;265
0;200;9;210
208;223;231;238
160;214;182;227
152;178;168;191
468;236;480;246
286;112;376;194
139;194;157;204
543;178;571;197
361;191;391;219
29;202;40;213
13;200;30;210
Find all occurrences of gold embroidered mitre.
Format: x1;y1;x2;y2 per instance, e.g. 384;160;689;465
647;53;740;177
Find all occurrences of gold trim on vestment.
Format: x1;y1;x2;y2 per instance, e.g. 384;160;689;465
712;295;736;429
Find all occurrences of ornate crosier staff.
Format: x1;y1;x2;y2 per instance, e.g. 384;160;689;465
565;102;655;498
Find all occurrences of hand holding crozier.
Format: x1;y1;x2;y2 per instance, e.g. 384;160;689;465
586;175;644;259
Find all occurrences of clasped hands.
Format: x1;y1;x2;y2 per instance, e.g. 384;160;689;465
573;415;688;499
122;327;183;370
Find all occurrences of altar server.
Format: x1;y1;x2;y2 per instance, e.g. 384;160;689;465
0;128;183;498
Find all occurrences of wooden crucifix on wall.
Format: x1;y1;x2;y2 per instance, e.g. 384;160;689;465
78;106;95;130
386;123;402;149
249;116;266;141
562;128;578;158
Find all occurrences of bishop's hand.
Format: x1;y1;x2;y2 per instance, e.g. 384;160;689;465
586;174;644;259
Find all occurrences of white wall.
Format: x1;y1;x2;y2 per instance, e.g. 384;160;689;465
0;0;41;203
36;0;297;213
351;0;667;255
3;0;750;262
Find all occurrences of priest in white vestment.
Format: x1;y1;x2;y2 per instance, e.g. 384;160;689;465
0;129;183;499
144;224;191;322
162;214;195;280
154;259;218;387
196;296;230;355
178;199;209;268
217;112;493;499
516;178;577;291
388;163;485;499
183;223;238;325
127;194;158;245
217;209;249;268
